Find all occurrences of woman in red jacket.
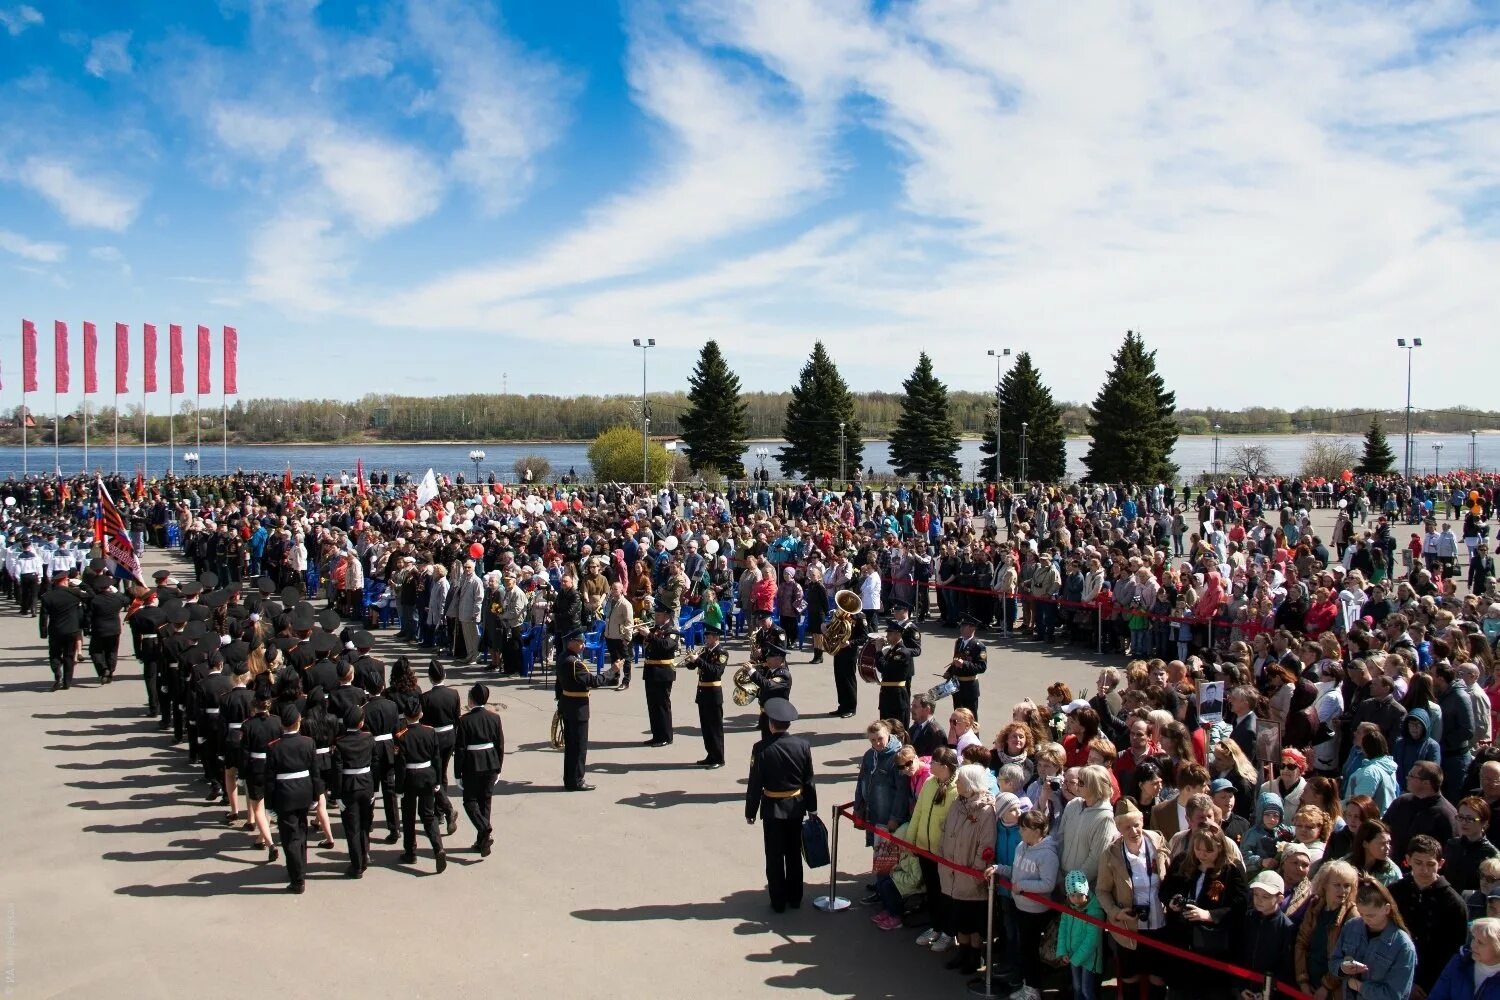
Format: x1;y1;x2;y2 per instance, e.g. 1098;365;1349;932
1303;587;1339;639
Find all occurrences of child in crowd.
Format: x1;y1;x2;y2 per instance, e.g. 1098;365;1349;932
1057;869;1104;1000
1241;870;1296;995
1242;792;1291;872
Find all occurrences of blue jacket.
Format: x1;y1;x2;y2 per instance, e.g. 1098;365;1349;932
1330;919;1416;1000
993;820;1023;900
1345;754;1399;814
1393;707;1441;786
854;738;911;835
1429;946;1500;1000
1241;791;1291;872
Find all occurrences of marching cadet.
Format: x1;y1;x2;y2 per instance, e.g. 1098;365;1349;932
876;623;914;730
266;703;320;893
745;699;817;913
85;576;127;684
241;680;281;862
327;660;367;722
557;627;620;792
748;644;793;740
195;646;234;803
14;538;42;615
641;604;681;747
947;614;987;718
420;659;461;836
129;590;166;716
690;624;729;768
38;569;86;690
333;705;376;878
751;609;788;665
157;606;194;738
219;654;255;826
454;682;504;857
347;630;385;693
360;674;403;844
394;698;446;872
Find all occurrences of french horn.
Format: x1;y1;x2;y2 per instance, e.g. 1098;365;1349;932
550;709;564;749
732;665;759;707
822;589;863;656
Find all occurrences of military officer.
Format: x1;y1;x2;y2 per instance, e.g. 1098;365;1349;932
393;699;446;872
420;659;462;836
876;623;914;729
888;599;922;656
947;614;987;718
749;644;793;740
38;570;86;690
360;673;402;844
557;627;620;792
266;703;320;893
640;605;680;747
751;610;788;665
454;682;504;856
333;704;376;877
745;699;817;913
690;624;729;768
85;576;127;683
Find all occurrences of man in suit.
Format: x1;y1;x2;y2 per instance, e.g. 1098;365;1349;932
746;699;817;913
1149;762;1210;840
444;558;485;665
39;570;87;691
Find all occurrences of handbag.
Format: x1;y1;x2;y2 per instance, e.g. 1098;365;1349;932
1040;914;1068;968
872;839;901;876
801;815;830;869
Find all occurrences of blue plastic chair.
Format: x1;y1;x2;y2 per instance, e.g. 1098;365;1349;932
166;523;181;547
306;568;319;599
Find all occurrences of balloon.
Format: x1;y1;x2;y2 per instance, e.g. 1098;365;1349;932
418;509;430;522
1472;491;1481;502
1337;499;1347;509
444;501;455;514
704;539;719;555
2;496;13;507
511;498;523;510
482;493;493;505
403;509;415;520
311;483;322;493
664;535;679;551
468;542;484;559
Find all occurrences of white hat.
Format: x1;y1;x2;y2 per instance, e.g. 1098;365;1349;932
1249;871;1285;895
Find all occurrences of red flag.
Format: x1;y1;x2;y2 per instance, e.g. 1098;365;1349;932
196;324;211;394
54;321;69;393
21;319;38;392
143;324;157;393
83;322;98;393
222;326;238;394
134;468;144;501
96;478;142;581
356;458;368;496
283;463;293;493
115;323;129;393
169;324;184;393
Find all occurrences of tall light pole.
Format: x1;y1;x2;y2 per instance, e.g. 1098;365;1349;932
1433;442;1444;476
987;348;1011;483
1213;423;1221;478
1397;337;1422;479
755;446;768;480
632;338;655;483
469;449;485;481
1020;421;1029;483
1471;429;1478;471
838;421;845;485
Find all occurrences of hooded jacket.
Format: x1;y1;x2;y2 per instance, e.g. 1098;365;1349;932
1392;707;1442;786
1428;945;1500;1000
1242;791;1291;872
1388;874;1469;993
1345;753;1399;814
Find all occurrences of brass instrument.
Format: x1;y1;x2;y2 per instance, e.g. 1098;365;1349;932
823;590;863;656
732;664;759;707
550;709;564;749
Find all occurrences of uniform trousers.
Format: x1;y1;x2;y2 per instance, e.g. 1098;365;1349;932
561;709;589;789
90;631;120;679
340;793;374;870
48;632;80;686
833;650;858;715
277;808;309;885
762;814;805;909
645;677;673;742
462;770;497;841
698;699;724;765
401;784;444;857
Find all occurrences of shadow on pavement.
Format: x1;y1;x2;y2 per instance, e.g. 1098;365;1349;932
614;789;745;809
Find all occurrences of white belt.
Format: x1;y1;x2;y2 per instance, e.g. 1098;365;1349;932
374;733;393;742
316;747;331;755
276;770;310;780
343;766;371;775
404;761;433;769
249;752;267;759
468;742;495;751
227;722;243;730
433;725;454;733
203;708;220;714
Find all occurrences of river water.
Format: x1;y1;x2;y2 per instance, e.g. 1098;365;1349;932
3;433;1495;482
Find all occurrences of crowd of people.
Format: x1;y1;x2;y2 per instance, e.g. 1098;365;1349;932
8;466;1500;997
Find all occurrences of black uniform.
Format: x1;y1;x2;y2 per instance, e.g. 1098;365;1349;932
420;684;462;827
85;587;127;681
749;663;793;740
454;706;505;849
830;610;869;717
752;622;789;663
158;625;194;737
327;682;367;723
876;642;914;729
39;583;87;688
641;623;681;745
266;731;320;888
242;712;279;801
129;603;167;713
745;730;818;911
394;720;445;863
196;668;234;790
363;693;401;839
948;634;987;718
220;685;255;774
557;650;617;790
351;653;385;694
690;642;729;766
333;727;376;873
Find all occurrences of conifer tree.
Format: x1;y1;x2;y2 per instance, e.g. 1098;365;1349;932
779;342;862;482
978;352;1066;482
679;340;749;476
1082;330;1178;483
1356;417;1396;475
888;353;961;480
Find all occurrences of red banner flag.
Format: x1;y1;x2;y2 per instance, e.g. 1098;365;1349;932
356;458;367;496
196;324;211;394
143;324;157;393
115;323;129;393
96;478;142;582
21;319;38;392
83;321;98;393
54;321;70;393
169;324;184;393
283;463;293;494
222;326;238;395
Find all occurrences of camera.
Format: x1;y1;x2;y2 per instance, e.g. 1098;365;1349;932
1047;775;1062;790
1169;894;1187;912
1132;905;1151;921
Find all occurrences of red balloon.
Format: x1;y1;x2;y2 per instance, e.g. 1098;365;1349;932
310;483;322;492
404;509;416;520
468;542;484;560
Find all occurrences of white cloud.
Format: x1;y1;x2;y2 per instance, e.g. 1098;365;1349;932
0;4;41;36
89;244;130;277
406;0;575;213
304;132;443;234
17;157;141;231
246;212;351;314
0;228;65;263
84;31;133;78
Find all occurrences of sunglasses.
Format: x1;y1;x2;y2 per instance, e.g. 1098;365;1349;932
1460;814;1482;823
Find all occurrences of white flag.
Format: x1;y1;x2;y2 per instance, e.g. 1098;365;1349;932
416;468;439;507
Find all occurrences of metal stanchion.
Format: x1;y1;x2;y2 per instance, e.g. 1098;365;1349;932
1207;617;1214;651
1261;972;1275;1000
966;870;1001;997
1097;606;1104;654
814;804;851;912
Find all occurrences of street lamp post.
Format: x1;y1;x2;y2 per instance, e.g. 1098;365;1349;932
1396;337;1423;479
754;446;768;481
469;449;485;481
1471;429;1478;471
632;338;656;484
1433;442;1444;476
1020;422;1029;484
838;422;845;486
183;451;199;475
987;348;1010;483
1213;423;1221;478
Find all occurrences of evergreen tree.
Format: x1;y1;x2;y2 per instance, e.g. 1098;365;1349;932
1356;417;1396;474
888;353;961;481
1082;330;1179;484
679;340;749;477
779;342;862;482
978;352;1066;483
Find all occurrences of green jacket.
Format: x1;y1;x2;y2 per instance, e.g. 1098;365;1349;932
1057;896;1106;974
889;823;925;897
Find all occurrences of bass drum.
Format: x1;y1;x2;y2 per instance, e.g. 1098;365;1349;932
857;639;881;684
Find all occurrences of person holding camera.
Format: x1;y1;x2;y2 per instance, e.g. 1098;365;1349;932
1158;827;1246;996
1097;799;1169;998
1329;877;1416;1000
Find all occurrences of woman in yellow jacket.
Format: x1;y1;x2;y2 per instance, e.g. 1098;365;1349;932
909;747;961;950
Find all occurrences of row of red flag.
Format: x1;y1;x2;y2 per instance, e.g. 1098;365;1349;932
9;320;238;395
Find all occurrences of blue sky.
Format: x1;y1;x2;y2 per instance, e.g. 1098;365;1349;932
2;0;1499;414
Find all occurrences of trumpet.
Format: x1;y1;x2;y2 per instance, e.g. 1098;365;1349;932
732;664;759;707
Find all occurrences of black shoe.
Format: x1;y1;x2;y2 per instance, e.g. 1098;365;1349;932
399;852;417;864
267;845;279;864
50;682;60;692
839;712;855;719
860;892;881;906
344;866;362;879
944;946;971;971
102;675;112;684
382;830;399;844
707;762;724;769
959;949;981;975
435;851;447;874
480;838;493;858
288;882;305;894
445;812;458;837
771;902;786;913
647;740;669;748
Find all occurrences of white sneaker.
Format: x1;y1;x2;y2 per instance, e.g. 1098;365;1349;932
929;933;954;952
914;928;938;946
1007;988;1038;1000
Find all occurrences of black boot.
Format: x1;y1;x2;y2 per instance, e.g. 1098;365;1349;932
959;946;981;975
944;945;971;971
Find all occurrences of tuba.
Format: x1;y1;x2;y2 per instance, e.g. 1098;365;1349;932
823;590;863;656
550;709;564;749
732;665;759;707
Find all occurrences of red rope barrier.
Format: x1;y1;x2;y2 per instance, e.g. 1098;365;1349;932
835;803;1313;1000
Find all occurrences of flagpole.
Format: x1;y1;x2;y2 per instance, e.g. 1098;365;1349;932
169;389;175;476
195;388;201;456
113;387;119;476
83;395;89;473
222;389;228;474
21;388;26;477
53;386;59;476
142;375;148;480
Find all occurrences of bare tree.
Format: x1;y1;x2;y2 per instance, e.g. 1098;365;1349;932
1300;438;1359;480
1227;444;1275;479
